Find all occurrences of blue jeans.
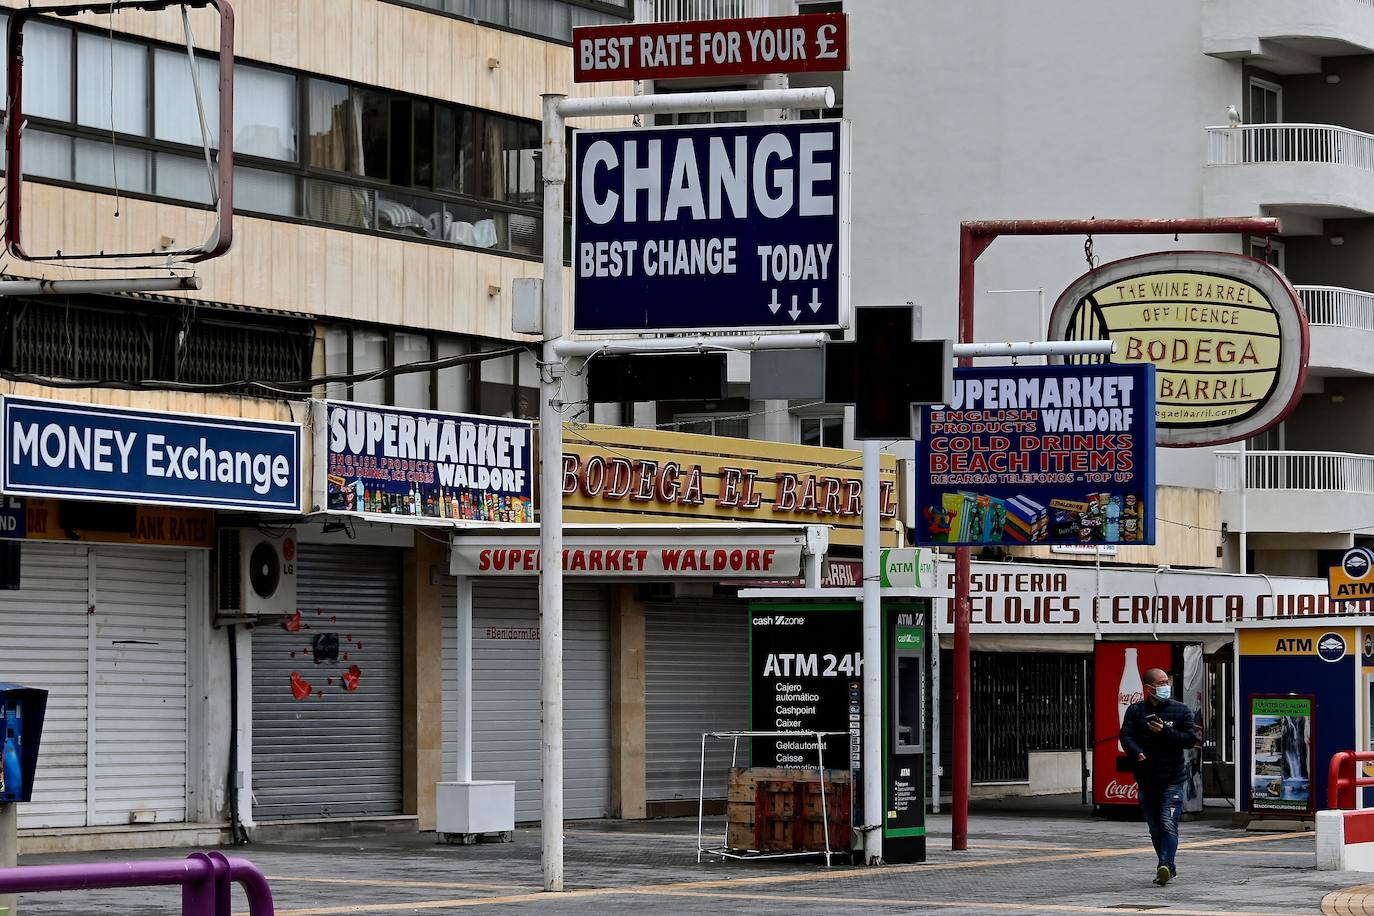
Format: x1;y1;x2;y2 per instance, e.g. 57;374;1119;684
1138;779;1186;872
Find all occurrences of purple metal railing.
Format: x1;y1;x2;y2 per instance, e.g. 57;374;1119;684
0;852;273;916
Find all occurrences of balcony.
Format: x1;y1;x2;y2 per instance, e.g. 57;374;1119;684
1204;124;1374;232
646;0;781;22
1203;0;1374;73
1296;285;1374;376
1217;450;1372;538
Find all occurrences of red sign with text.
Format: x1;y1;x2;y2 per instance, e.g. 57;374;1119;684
1092;641;1173;807
572;13;847;82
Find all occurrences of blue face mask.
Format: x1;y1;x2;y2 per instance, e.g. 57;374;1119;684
1153;684;1172;701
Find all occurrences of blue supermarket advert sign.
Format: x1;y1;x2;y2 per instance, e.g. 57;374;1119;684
914;364;1156;548
313;401;533;523
1;396;301;512
573;119;848;333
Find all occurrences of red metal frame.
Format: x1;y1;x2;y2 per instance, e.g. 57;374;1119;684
950;216;1282;851
5;0;235;263
1328;750;1374;810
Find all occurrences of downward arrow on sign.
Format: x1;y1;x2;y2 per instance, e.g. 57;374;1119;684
809;288;823;313
788;294;801;321
768;288;782;314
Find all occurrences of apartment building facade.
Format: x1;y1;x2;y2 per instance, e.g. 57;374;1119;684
0;0;636;849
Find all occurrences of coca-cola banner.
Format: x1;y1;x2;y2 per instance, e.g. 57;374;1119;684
1093;642;1172;808
936;559;1374;635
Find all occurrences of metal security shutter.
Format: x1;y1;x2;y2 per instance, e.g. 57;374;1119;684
443;580;611;822
252;545;402;820
0;544;90;829
645;602;750;803
90;547;190;825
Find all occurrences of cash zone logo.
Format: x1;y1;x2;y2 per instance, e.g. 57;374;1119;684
1104;780;1138;802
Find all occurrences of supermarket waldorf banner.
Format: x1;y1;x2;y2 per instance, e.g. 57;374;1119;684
914;364;1156;547
311;401;533;523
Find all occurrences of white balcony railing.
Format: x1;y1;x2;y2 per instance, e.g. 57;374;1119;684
1206;123;1374;170
1217;450;1374;494
1295;285;1374;332
647;0;776;22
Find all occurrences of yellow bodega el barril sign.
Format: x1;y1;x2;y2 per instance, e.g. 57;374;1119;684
1049;251;1308;447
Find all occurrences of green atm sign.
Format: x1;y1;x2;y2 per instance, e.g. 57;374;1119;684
896;625;924;651
879;548;937;590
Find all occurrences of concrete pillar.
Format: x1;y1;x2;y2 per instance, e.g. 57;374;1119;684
403;535;447;831
610;585;647;820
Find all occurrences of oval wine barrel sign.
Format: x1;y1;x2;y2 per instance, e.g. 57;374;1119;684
1048;251;1308;447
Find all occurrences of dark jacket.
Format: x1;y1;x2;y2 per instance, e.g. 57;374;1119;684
1119;698;1200;787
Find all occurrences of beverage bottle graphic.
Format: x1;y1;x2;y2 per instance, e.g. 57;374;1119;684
1117;648;1144;751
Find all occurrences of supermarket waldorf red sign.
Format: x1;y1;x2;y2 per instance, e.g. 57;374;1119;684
573;12;847;82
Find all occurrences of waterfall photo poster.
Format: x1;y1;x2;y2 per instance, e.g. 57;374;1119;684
1249;695;1315;815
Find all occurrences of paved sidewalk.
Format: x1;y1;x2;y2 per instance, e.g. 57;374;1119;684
8;804;1366;914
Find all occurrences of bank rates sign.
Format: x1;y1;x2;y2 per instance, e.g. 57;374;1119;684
573;120;848;333
914;365;1156;547
1;396;301;511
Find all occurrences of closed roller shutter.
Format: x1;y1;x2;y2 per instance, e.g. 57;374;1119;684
91;547;189;825
0;544;90;829
252;545;402;821
645;601;750;803
442;579;611;822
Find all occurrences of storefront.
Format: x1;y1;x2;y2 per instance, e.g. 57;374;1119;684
930;558;1374;806
561;424;901;816
0;395;302;841
440;578;613;822
248;400;534;830
249;540;406;821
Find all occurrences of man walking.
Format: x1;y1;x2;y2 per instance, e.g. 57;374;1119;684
1120;667;1200;886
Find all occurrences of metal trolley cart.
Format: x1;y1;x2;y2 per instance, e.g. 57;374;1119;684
696;729;849;866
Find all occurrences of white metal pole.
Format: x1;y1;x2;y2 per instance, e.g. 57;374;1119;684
539;92;567;894
1238;441;1247;575
861;438;883;864
457;574;474;783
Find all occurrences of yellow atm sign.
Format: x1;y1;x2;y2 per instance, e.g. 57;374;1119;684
1330;547;1374;601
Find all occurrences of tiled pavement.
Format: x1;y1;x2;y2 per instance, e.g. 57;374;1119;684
9;801;1371;914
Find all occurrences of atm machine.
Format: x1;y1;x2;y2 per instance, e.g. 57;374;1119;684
747;599;930;864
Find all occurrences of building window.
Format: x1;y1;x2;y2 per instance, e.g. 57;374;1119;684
7;14;556;263
322;325;489;412
384;0;632;44
799;415;843;448
673;413;749;439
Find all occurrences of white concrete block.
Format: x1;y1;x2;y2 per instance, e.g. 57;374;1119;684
436;781;515;836
1317;809;1345;871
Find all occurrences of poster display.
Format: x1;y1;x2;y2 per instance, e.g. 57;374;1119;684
1248;695;1315;815
1092;641;1172;808
915;364;1156;547
312;401;533;523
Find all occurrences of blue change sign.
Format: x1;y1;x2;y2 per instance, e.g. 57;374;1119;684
1;396;301;512
573;120;848;333
914;364;1157;548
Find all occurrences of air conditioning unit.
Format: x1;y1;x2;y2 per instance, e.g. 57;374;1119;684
217;527;298;618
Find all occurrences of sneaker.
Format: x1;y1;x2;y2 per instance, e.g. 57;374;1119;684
1154;865;1172;886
